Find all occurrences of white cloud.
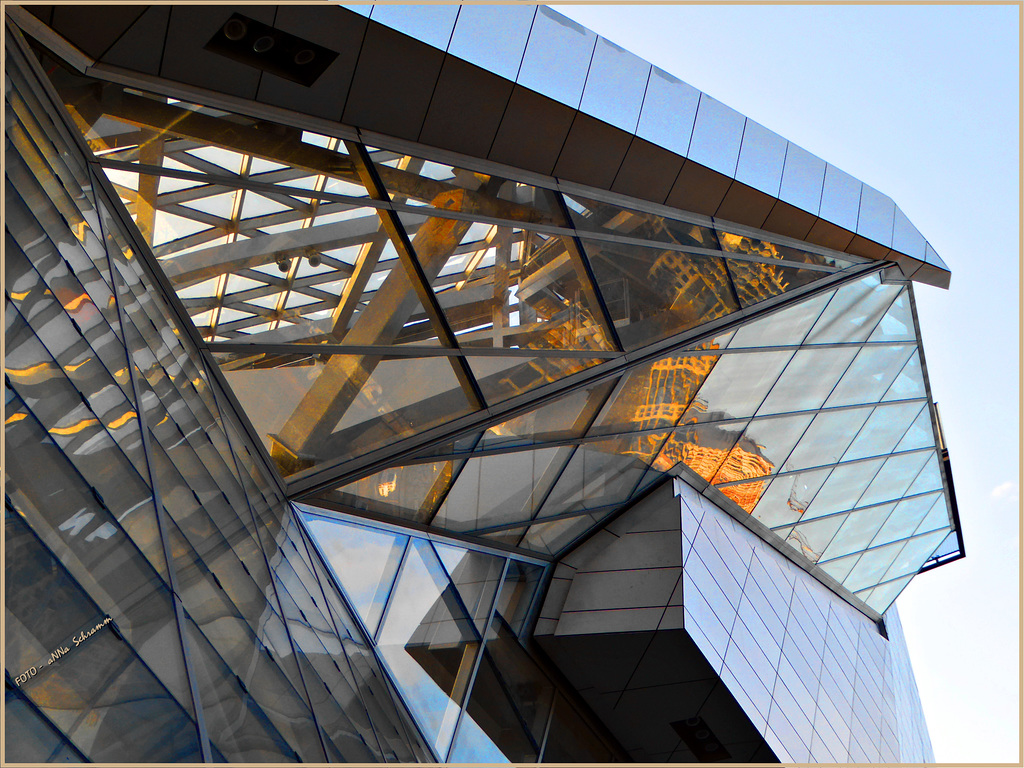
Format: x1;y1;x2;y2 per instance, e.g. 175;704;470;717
990;481;1018;502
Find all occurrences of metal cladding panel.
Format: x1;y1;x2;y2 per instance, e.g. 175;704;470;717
676;479;935;763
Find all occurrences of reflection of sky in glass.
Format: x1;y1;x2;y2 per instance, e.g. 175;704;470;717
302;515;407;636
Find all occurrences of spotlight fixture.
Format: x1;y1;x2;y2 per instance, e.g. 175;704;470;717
205;13;339;87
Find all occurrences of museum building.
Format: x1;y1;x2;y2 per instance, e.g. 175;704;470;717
5;4;961;763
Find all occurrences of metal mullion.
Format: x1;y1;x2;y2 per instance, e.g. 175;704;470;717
423;454;473;527
371;536;413;646
347;140;486;408
554;193;623;352
467;499;628;536
286;263;884;498
199;354;331;763
94;169;215;762
818;520;948;571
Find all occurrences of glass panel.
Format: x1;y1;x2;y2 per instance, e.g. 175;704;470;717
479;377;617;450
856;451;932;508
803;274;896;344
905;453;943;497
784;406;873;471
581;238;740;351
399;213;612;352
493;561;545;637
562;193;714;248
801;458;886;521
894;406;935;454
882;353;926;402
484;615;554;736
432;543;505;635
376;539;481;758
783;514;847;563
449;651;538;762
635;67;700;157
868;290;917;344
433;447;573;532
539;435;667;516
686;350;793;421
579;37;651;133
659;421;749;482
879;529;950;585
842;401;925;462
717;228;853;271
726;289;833;349
302;516;409;637
861;575;914;614
824;345;916;408
212;350;475;477
466;355;605;407
750;466;833;529
590;351;718;436
755;347;858;416
841;540;906;593
818;503;897;563
5;685;86;763
711;413;815;492
447;4;535;81
324;460;460;522
870;492;942;548
521;513;602;556
516;7;596;109
914;496;951;535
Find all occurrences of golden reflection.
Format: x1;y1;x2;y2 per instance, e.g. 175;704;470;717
5;413;27;425
63;292;91;312
50;418;100;435
64;359;92;372
107;411;138;429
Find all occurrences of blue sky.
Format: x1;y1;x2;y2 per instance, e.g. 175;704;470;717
558;5;1020;763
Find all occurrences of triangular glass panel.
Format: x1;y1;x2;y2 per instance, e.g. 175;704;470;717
659;421;750;483
466;355;606;407
564;192;714;247
816;551;862;584
867;288;916;342
433;447;574;533
878;529;949;585
823;345;916;408
803;274;900;344
894;407;936;453
715;227;856;270
211;350;476;478
881;352;926;402
782;514;846;563
818;503;896;564
856;451;933;508
686;350;793;422
904;453;943;497
859;574;914;614
869;492;942;548
755;347;859;416
801;458;886;521
302;514;408;637
752;466;833;529
842;401;926;462
914;496;951;536
399;212;614;352
375;539;480;758
432;542;505;635
493;561;545;637
581;238;739;351
589;349;719;436
371;149;566;225
724;258;831;308
840;539;905;593
710;412;815;488
178;190;237;220
521;513;601;556
317;460;462;524
783;406;873;472
726;289;834;348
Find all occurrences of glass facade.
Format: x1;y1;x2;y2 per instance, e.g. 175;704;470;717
6;7;958;763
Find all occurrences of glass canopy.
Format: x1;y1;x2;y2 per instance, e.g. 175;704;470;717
46;58;960;617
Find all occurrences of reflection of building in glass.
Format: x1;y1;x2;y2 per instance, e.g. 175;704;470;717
6;5;960;764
